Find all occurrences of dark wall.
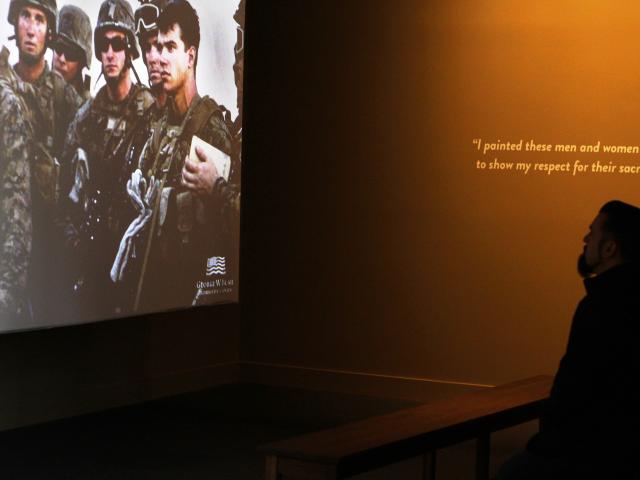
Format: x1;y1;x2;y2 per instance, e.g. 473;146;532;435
241;1;441;372
240;0;569;384
0;304;240;430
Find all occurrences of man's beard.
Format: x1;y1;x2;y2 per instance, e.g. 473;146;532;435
104;65;128;86
150;79;163;95
577;253;594;278
19;49;42;66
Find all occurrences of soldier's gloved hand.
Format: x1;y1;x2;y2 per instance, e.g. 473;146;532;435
69;148;89;205
181;146;220;196
110;170;158;283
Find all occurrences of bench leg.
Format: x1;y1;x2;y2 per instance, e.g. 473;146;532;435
422;450;436;480
266;455;279;480
475;434;491;480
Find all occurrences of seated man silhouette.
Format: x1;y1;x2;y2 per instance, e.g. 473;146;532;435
497;200;640;480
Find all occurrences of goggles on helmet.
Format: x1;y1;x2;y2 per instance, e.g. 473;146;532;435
134;3;159;35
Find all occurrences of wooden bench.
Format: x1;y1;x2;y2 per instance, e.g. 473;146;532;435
259;375;553;480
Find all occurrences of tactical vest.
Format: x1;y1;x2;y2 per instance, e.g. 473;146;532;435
134;95;229;311
76;83;153;246
147;96;227;238
0;47;35;146
32;70;69;206
0;47;70;206
80;83;149;180
218;105;242;185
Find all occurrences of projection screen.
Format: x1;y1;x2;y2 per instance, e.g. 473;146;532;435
0;0;243;332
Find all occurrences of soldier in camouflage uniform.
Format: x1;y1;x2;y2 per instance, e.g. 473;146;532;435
6;0;82;322
0;49;33;324
53;5;93;101
97;0;168;315
181;0;242;218
177;0;243;299
61;0;154;319
111;0;233;313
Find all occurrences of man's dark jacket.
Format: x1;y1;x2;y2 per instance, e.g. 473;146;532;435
528;262;640;469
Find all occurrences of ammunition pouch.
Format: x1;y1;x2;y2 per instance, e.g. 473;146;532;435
176;191;194;245
32;141;59;205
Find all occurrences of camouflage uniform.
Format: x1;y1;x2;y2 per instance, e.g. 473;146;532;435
7;0;83;322
27;63;83;200
61;82;154;319
0;49;32;323
208;0;243;228
129;96;233;313
23;57;82;324
56;4;93;101
203;0;244;276
60;0;153;319
7;0;82;206
214;107;241;218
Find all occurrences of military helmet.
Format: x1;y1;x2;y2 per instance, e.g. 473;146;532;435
7;0;57;38
57;5;92;68
94;0;139;60
134;0;168;39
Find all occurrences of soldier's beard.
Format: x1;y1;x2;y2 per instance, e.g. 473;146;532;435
150;80;163;95
104;65;129;87
19;50;42;66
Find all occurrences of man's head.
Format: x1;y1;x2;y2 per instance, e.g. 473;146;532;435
98;29;130;84
8;0;57;65
94;0;139;84
578;200;640;278
53;5;92;84
134;0;168;93
156;0;199;95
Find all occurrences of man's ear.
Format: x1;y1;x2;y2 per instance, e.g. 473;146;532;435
601;238;619;259
187;45;196;69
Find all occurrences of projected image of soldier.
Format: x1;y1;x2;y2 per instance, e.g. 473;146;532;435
52;5;92;101
134;0;167;108
115;0;232;313
60;0;154;319
180;0;242;215
5;0;82;322
104;0;170;315
0;66;33;324
176;0;242;306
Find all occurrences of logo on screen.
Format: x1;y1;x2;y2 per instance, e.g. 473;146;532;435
206;256;226;276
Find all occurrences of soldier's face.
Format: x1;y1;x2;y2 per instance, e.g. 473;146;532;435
157;24;195;95
53;49;81;83
16;6;48;64
99;30;128;83
141;32;163;91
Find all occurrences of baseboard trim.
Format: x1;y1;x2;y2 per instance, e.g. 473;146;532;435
0;361;494;432
239;361;491;402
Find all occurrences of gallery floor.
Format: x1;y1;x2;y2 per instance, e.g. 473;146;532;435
0;384;529;479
